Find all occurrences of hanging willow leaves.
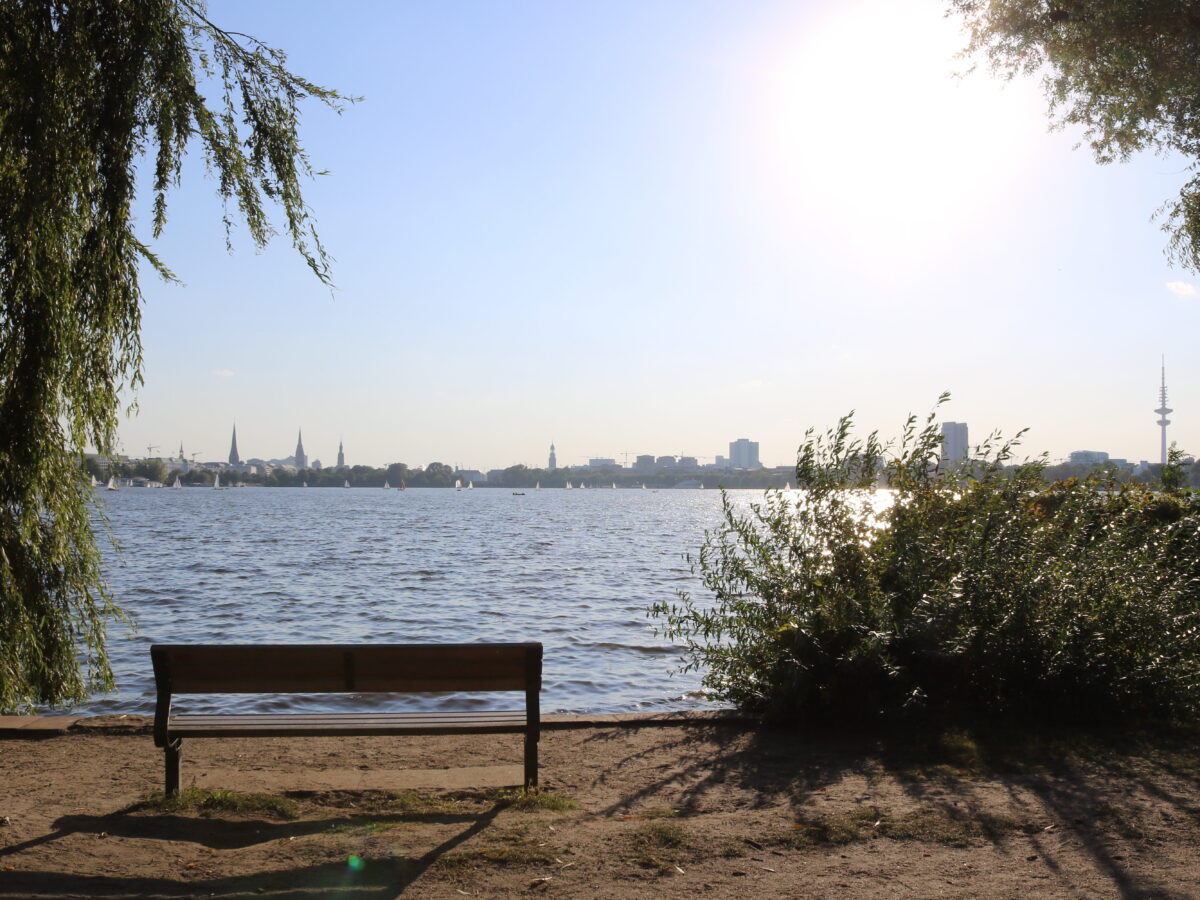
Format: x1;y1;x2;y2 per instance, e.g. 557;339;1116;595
0;1;351;712
949;0;1200;270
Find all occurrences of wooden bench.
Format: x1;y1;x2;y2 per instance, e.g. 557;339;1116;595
151;642;542;795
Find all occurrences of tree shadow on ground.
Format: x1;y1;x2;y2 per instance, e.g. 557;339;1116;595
590;718;1200;899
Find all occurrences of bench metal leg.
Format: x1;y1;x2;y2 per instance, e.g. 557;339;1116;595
524;735;538;789
164;739;182;796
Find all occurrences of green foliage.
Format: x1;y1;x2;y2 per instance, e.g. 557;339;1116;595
653;399;1200;724
132;786;298;819
951;0;1200;269
0;1;349;711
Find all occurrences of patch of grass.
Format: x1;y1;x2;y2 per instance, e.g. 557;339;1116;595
634;822;686;848
719;840;746;858
435;843;559;872
769;804;1036;850
491;788;577;811
132;787;298;820
325;819;394;836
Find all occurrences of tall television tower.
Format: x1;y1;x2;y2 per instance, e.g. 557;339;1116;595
1155;357;1172;467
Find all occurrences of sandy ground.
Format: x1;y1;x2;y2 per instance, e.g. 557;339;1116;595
2;714;1199;898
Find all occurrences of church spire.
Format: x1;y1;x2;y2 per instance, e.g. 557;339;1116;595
228;424;240;466
337;439;345;469
295;429;308;470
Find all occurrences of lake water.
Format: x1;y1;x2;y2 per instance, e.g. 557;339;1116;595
73;486;755;716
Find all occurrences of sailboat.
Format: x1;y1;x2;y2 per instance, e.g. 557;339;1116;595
172;476;181;489
467;480;474;489
641;483;646;489
344;479;350;489
612;482;616;489
565;481;573;490
383;480;390;490
455;479;462;491
90;474;98;488
398;480;406;491
106;476;118;491
302;480;308;488
699;482;705;489
784;481;793;491
213;473;220;489
535;481;540;490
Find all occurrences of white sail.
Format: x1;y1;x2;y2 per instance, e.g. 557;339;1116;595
612;482;616;489
699;482;705;489
455;478;462;490
213;473;220;489
172;476;181;489
641;483;646;489
565;481;572;489
383;481;390;490
468;480;474;489
106;476;118;491
535;481;540;490
303;480;308;488
90;474;98;488
344;479;350;488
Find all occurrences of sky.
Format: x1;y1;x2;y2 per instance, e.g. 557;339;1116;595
118;0;1200;470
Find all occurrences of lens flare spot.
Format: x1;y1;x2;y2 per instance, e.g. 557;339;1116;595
347;854;365;872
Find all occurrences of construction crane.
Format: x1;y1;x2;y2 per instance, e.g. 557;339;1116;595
146;444;159;458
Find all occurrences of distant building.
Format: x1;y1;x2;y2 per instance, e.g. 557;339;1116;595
729;439;760;469
548;443;557;471
714;455;729;468
337;440;345;470
588;458;617;468
294;430;308;470
678;456;698;470
1068;450;1109;466
656;455;677;469
940;422;969;464
634;454;655;474
228;425;240;466
456;469;485;484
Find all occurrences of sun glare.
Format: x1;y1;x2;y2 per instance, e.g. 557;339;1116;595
761;1;1044;276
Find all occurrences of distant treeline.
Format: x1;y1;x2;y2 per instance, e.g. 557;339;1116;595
85;456;1200;490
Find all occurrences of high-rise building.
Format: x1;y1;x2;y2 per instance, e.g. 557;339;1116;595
634;454;655;474
1156;358;1172;467
548;443;557;470
729;438;760;469
228;425;240;466
294;430;308;470
337;440;345;469
940;422;969;464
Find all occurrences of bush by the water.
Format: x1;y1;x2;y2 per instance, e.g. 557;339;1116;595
652;401;1200;723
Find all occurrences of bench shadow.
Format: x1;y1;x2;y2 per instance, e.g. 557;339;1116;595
0;806;501;897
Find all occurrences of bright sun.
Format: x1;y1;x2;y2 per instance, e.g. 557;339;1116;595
760;1;1045;275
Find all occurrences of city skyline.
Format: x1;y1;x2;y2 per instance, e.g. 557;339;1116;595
111;0;1197;469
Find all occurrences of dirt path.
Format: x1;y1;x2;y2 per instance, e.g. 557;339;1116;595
2;715;1199;898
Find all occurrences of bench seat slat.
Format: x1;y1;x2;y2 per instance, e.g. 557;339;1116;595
167;710;528;737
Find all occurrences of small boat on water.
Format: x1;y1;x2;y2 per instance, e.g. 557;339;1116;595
535;482;540;490
106;476;118;491
565;481;573;490
455;479;462;491
612;482;616;489
172;476;181;489
398;481;406;491
213;473;221;489
90;474;99;488
467;481;474;489
383;480;390;489
344;479;350;489
302;481;308;488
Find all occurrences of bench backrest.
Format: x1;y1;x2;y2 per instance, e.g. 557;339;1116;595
151;643;542;694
